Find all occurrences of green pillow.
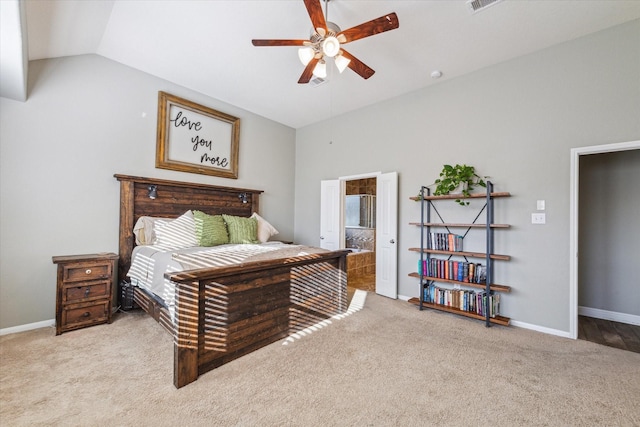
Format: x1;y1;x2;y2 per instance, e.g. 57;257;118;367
222;214;259;244
193;211;229;246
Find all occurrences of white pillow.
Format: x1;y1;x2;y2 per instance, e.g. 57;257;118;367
154;211;198;249
133;216;174;245
251;212;279;243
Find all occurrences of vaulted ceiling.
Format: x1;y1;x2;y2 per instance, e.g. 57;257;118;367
3;1;640;128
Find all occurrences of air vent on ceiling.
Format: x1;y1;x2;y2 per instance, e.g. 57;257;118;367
309;76;327;87
466;0;503;14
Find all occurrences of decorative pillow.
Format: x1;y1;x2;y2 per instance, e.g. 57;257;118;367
251;212;279;243
193;211;229;246
133;216;174;245
154;211;198;249
222;214;259;244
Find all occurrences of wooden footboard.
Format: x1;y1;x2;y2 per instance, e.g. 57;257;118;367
168;250;348;388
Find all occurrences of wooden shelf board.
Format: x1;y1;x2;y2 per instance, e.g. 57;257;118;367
409;222;510;228
408;247;510;261
407;272;511;293
410;192;511;201
408;297;510;326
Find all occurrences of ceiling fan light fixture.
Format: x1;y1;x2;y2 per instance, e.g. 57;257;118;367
322;36;340;57
312;60;327;78
298;47;315;66
334;53;350;73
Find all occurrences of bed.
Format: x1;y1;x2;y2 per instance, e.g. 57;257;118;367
115;174;348;388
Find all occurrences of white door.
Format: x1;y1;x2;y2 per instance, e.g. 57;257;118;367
375;172;398;298
320;180;340;250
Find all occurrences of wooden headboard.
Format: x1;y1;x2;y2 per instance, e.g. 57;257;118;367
114;174;263;282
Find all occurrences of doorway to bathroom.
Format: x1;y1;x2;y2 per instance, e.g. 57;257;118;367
345;177;377;293
320;171;398;299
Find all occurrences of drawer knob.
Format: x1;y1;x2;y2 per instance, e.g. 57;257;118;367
82;311;90;317
85;269;92;275
84;287;91;297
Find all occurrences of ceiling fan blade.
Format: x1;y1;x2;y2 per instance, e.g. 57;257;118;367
304;0;327;34
298;56;320;84
252;39;309;47
340;49;375;80
337;12;399;43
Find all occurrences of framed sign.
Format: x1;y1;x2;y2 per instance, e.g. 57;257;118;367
156;91;240;179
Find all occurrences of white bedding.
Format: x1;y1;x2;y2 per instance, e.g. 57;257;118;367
126;242;320;320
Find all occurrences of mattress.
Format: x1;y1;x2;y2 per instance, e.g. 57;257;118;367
126;242;327;319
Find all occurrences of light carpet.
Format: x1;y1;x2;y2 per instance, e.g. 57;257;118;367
1;292;639;426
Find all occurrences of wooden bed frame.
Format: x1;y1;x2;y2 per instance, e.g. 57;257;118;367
115;174;348;388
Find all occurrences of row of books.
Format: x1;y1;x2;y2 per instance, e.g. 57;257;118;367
418;259;487;284
427;233;463;252
423;284;500;317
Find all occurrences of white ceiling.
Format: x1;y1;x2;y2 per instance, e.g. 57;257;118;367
7;1;640;128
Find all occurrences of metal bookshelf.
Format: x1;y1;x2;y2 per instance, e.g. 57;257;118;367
408;181;511;327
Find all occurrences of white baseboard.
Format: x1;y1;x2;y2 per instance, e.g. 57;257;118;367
509;320;572;339
397;294;411;302
0;319;55;336
578;306;640;326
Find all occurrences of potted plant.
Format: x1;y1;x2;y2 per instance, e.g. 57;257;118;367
433;164;487;206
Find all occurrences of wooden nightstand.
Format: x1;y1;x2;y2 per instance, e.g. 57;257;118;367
52;253;118;335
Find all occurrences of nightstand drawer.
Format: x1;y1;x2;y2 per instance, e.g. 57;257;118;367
53;253;118;335
64;281;110;303
62;301;109;329
63;262;112;283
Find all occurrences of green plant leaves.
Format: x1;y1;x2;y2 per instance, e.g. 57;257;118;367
432;164;487;206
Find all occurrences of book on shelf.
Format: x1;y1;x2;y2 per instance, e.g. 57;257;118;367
417;259;487;284
428;233;463;252
423;284;500;317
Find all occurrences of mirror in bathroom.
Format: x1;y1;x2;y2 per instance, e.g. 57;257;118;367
345;194;376;228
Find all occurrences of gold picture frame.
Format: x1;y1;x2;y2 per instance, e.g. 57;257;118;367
156;91;240;179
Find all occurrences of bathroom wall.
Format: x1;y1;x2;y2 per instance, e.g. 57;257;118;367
345;178;376;195
346;251;376;283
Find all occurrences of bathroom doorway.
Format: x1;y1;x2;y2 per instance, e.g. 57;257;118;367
320;171;397;298
344;177;377;293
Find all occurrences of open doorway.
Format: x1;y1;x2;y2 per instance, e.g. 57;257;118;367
344;177;377;293
569;140;640;340
320;171;398;299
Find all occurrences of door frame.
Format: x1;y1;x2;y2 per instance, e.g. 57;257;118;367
569;139;640;339
338;171;398;298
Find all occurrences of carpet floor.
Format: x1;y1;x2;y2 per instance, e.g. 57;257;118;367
1;291;639;426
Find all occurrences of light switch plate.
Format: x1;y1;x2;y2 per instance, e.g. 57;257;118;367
537;200;545;210
532;213;546;224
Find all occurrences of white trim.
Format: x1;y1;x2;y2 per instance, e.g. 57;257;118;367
579;306;640;326
397;294;411;302
338;171;381;181
569;149;579;339
569;140;640;340
0;319;55;336
510;320;572;339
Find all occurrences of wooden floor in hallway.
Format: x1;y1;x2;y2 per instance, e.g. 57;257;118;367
578;315;640;353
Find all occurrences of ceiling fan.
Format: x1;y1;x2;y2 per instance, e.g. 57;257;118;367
251;0;399;84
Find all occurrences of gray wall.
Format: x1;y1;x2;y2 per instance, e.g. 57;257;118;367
578;150;640;315
0;54;296;329
294;20;640;333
